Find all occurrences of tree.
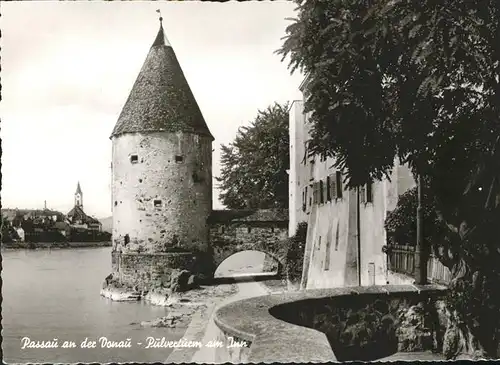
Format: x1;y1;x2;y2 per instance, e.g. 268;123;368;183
217;102;290;210
278;0;500;359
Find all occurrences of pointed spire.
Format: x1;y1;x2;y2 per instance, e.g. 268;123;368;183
110;16;213;140
152;11;171;48
76;181;82;195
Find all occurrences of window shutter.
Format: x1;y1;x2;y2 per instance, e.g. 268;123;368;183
319;180;324;204
367;183;373;203
336;171;343;198
360;185;366;204
323;179;328;203
302;190;306;211
326;176;331;201
331;174;337;199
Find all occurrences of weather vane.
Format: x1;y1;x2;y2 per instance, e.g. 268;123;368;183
156;9;163;23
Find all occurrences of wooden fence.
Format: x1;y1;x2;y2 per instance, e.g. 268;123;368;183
387;244;451;285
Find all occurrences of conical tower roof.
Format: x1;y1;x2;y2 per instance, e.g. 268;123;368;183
111;21;213;140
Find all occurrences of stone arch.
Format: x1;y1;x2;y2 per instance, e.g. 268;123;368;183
214;249;284;277
211;238;287;277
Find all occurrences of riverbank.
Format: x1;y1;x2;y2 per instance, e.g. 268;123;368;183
101;283;238;333
1;241;112;250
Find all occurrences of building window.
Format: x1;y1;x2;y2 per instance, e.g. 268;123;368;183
175;155;184;163
326;176;331;201
366;182;373;203
313;182;318;204
319;180;324;204
309;184;313;208
309;159;314;180
329;174;336;200
302;190;306;212
360;182;374;204
130;155;138;164
336;171;343;198
303;143;307;165
114;201;117;206
247;226;252;233
323;179;328;203
219;226;225;234
153;199;162;208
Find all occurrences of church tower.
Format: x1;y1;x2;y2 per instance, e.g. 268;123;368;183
109;17;214;290
75;182;83;209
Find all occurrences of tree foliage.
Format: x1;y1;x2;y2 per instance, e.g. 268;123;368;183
384;186;448;248
278;0;500;358
217;102;290;209
285;222;308;283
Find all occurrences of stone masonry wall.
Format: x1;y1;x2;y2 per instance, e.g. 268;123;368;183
209;222;288;272
111;251;201;291
111;131;212;255
270;289;447;361
213;329;251;363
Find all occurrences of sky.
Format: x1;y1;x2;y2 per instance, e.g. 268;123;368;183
1;1;304;219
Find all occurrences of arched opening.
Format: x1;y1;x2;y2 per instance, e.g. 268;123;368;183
214;250;281;279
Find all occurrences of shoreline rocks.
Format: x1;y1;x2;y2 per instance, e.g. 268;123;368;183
100;287;141;301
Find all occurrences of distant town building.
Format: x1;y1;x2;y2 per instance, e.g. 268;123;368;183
67;182;102;232
75;181;83;209
16;227;25;242
288;75;416;289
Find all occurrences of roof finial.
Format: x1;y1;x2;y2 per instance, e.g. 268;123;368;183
156;9;163;23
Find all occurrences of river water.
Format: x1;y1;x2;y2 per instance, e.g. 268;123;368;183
2;247;186;364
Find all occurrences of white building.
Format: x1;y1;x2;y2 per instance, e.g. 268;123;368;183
289;77;416;289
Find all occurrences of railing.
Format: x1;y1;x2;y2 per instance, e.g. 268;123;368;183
426;253;452;285
387;244;451;285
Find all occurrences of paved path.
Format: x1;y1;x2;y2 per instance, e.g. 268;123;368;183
189;279;268;363
166;279;268;364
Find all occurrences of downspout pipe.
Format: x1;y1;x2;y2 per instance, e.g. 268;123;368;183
414;174;428;285
357;187;362;286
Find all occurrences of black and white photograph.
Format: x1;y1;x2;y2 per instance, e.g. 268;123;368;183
2;0;500;363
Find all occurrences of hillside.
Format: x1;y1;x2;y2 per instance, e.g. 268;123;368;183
99;216;112;233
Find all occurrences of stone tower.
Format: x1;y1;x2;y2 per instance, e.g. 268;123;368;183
75;182;83;208
109;19;214;290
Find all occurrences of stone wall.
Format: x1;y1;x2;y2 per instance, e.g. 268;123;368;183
111;131;212;255
213;284;446;363
270;287;447;361
213;329;251;363
209;222;288;272
110;251;209;291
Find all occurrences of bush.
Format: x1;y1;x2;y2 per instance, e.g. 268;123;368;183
285;222;308;282
384;187;447;247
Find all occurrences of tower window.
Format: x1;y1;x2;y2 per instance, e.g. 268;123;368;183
114;201;117;206
153;199;162;208
130;155;138;164
175;155;184;163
